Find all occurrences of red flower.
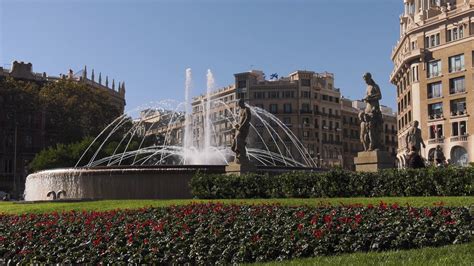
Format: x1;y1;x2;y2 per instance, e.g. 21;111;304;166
296;211;305;219
93;237;102;246
445;220;456;225
423;208;432;217
391;203;399;210
338;217;352;224
323;215;332;224
297;223;304;232
354;214;362;224
144;238;149;245
441;209;451;217
379;201;388;210
310;215;319;225
251;234;261;243
153;222;165;232
367;204;374;209
313;229;324;239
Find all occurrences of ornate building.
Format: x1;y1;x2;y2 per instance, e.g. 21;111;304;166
0;61;126;196
391;0;474;166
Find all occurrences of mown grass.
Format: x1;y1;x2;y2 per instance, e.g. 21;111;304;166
0;196;472;214
256;241;474;266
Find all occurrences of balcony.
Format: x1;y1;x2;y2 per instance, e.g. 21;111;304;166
450;110;468;117
428;113;444;121
450;135;468;142
428;137;445;145
300;110;312;114
449;88;466;95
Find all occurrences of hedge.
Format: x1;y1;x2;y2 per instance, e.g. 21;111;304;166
0;203;472;264
190;167;474;199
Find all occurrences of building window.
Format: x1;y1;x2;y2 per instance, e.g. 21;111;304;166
447;26;464;42
283;117;291;125
450;98;466;116
25;135;33;148
449;76;465;94
4;159;13;173
301;103;310;113
425;33;440;48
429;124;443;139
269;104;278;114
301;91;310;98
322;95;328;101
283;91;295;98
449;54;465;73
427;60;441;78
451;122;459;136
428;102;443;118
303;131;309;138
237;80;246;89
313;105;319;114
283;103;292;113
254;92;265;99
268;91;279;99
303;117;310;126
301;79;311;87
427;82;442;98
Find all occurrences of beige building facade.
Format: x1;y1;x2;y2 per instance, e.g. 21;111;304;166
391;0;474;166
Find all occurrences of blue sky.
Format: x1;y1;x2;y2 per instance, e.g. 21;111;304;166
1;0;402;110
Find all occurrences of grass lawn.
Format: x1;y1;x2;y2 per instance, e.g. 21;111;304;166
0;196;472;214
256;241;474;266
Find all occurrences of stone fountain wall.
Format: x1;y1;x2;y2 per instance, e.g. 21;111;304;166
24;166;225;201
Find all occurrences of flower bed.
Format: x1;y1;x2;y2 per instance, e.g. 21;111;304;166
0;202;472;264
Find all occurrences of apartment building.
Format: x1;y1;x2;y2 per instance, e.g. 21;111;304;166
391;0;474;166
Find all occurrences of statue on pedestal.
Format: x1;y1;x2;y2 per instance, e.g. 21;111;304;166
361;72;384;151
405;120;425;154
231;99;252;164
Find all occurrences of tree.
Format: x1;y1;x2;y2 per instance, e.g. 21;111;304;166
39;80;121;144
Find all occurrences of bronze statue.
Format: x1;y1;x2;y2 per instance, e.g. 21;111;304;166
361;72;384;151
405;120;425;154
231;99;252;164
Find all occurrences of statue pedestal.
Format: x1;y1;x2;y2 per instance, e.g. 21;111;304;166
354;150;394;172
225;162;257;176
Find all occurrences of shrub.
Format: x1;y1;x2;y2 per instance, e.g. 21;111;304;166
0;203;471;264
190;167;474;199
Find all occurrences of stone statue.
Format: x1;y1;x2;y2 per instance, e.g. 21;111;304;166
231;99;252;164
405;120;425;154
362;72;384;151
434;145;446;166
359;112;370;151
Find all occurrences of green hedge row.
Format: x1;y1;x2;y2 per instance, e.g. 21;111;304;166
190;167;474;199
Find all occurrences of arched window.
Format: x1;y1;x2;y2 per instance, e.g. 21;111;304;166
450;146;469;166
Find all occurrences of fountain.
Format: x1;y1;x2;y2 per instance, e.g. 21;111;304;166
24;69;318;201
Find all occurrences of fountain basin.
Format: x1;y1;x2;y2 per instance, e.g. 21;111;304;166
24;165;225;201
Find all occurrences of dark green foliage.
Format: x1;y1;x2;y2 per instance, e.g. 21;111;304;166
29;137;96;172
0;203;471;264
39;80;121;144
190;167;474;199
